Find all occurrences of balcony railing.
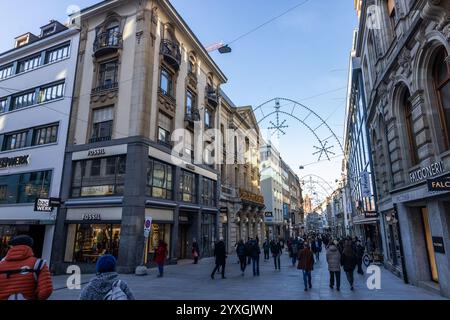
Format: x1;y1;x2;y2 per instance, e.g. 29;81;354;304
92;82;118;94
184;109;200;125
160;39;181;70
206;86;219;107
93;32;122;58
89;135;112;144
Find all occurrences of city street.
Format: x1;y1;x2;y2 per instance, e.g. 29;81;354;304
50;252;445;300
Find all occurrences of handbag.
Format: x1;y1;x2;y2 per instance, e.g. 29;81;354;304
193;251;199;258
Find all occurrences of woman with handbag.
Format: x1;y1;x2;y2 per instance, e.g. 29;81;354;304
192;238;200;264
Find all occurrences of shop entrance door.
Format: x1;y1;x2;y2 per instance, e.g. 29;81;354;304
177;224;189;260
421;207;439;283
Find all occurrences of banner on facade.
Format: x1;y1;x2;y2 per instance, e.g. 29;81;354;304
361;171;371;198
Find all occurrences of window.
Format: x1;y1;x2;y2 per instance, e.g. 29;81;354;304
32;123;58;146
91;107;114;142
71;155;126;198
202;177;216;207
98;60;118;88
41;26;56;37
11;91;35;110
205;109;213;129
404;91;419;165
0;171;51;204
160;68;173;96
3;130;28;151
38;82;64;103
180;170;196;203
0;99;7;114
147;159;173;200
0;65;13;80
186;90;195;115
433;47;450;149
17;55;41;73
158;112;172;147
183;130;194;162
106;22;120;46
45;44;70;64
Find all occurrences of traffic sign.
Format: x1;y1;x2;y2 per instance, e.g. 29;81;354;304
144;216;152;238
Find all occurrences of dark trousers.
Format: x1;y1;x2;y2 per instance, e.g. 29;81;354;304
211;263;225;278
273;255;281;269
239;255;247;272
291;255;297;266
264;251;270;260
252;256;260;276
329;271;341;289
357;260;363;274
315;251;320;261
158;264;164;276
247;256;251;265
194;256;199;264
345;270;354;286
302;271;312;289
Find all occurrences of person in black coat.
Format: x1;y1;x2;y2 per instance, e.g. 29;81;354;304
355;240;365;275
236;240;247;275
192;238;200;264
211;238;227;279
270;239;282;270
341;242;357;290
250;239;261;276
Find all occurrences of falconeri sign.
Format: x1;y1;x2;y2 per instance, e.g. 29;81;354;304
409;161;445;183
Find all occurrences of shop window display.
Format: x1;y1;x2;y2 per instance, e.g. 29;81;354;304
146;223;171;264
64;224;120;263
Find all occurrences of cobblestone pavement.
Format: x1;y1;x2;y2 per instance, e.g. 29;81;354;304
50;251;446;300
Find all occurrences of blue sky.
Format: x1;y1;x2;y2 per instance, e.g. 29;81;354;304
0;0;358;204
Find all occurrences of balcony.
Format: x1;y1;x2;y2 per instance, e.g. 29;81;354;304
160;39;181;71
184;109;200;128
92;82;118;94
206;85;219;107
93;32;122;58
89;135;111;144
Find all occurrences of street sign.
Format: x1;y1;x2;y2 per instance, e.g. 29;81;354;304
34;198;53;212
144;216;152;238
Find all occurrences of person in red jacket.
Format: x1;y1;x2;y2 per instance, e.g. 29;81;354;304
154;240;168;278
0;235;53;300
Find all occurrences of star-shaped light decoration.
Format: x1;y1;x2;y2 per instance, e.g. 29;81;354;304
267;99;289;139
312;141;335;161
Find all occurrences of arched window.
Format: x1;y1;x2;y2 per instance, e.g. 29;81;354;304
403;90;419;165
433;46;450;149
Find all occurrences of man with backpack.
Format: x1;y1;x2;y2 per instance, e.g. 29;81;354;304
80;254;135;300
0;235;53;300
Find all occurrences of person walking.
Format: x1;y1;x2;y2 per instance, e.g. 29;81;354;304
291;238;299;267
341;241;357;290
155;240;168;277
80;254;134;300
270;239;282;270
297;242;314;291
211;238;227;279
355;240;365;275
0;235;53;300
263;239;270;261
326;240;341;291
192;239;200;265
245;238;252;265
236;240;247;276
250;239;261;276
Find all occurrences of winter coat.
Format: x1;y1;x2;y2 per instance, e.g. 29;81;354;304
192;242;200;255
249;241;261;258
297;248;314;272
214;241;227;265
0;245;53;300
356;244;365;260
270;242;282;256
326;245;341;272
155;243;168;265
79;272;135;300
236;243;246;257
341;248;357;272
263;241;270;252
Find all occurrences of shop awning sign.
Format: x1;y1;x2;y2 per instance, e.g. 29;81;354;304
427;174;450;192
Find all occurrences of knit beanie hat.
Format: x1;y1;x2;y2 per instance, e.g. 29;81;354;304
8;235;34;248
96;254;117;274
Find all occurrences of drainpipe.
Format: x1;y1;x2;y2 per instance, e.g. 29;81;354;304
393;203;409;284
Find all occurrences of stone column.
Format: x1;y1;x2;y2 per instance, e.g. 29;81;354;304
170;166;182;263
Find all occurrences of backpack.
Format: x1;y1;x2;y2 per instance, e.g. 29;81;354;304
0;258;46;300
104;280;127;300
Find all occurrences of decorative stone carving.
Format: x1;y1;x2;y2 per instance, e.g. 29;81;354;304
158;92;176;116
441;22;450;42
398;49;412;77
90;88;119;104
421;0;450;30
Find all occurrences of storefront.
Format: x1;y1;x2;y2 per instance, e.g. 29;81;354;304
144;207;173;265
0;224;47;260
201;212;216;257
382;209;403;277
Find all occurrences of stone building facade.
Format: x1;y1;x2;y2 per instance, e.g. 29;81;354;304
357;0;450;297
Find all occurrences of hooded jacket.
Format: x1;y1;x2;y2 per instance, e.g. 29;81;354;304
326;245;341;272
155;243;168;265
79;272;135;300
0;245;53;300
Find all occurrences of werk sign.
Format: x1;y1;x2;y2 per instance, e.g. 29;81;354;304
0;155;30;169
34;198;62;212
427;173;450;192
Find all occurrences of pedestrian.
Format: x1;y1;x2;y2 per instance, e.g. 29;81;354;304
326;240;341;291
297;242;314;291
270;239;282;270
155;240;168;277
0;235;53;300
263;239;270;261
80;254;134;300
250;239;261;276
245;238;252;265
192;238;200;264
236;239;247;276
311;237;321;262
355;240;365;275
341;241;357;290
211;238;227;279
291;238;299;267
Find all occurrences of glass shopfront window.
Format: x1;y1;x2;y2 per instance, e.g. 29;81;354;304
179;170;197;203
201;177;216;207
64;224;121;263
0;171;51;205
201;214;216;257
146;223;171;264
147;159;173;200
71;155;126;197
